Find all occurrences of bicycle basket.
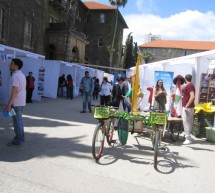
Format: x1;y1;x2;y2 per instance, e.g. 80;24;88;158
94;106;110;120
150;112;167;125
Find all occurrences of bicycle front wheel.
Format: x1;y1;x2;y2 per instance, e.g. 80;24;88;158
92;122;105;160
154;126;160;169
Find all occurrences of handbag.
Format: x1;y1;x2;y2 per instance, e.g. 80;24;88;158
79;87;83;93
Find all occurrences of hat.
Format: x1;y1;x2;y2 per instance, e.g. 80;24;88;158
173;75;185;85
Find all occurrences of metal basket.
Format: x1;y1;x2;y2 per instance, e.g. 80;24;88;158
150;112;167;125
94;106;110;120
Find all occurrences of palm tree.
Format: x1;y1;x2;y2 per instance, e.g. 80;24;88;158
64;0;78;61
108;0;127;71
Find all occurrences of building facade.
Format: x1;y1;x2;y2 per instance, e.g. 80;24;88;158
139;40;215;63
0;0;127;71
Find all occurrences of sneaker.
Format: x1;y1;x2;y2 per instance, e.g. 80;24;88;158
80;110;86;113
7;141;23;147
183;139;192;145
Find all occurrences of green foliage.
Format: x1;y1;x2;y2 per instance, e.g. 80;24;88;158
123;32;135;69
109;0;128;7
142;51;153;63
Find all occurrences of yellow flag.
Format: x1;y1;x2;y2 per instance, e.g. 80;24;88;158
132;53;142;115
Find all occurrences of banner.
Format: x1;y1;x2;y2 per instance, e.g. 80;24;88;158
154;71;174;111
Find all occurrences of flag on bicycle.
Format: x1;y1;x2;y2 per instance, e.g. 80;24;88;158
132;52;142;115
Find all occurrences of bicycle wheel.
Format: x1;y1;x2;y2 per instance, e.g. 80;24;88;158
154;126;160;169
106;120;115;146
92;122;105;160
170;123;180;142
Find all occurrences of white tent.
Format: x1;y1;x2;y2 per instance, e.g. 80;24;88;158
0;44;45;105
127;49;215;110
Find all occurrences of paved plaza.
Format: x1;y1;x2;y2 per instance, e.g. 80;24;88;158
0;96;215;193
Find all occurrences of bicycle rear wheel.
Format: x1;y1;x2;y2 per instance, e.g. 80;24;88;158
106;120;115;146
92;122;105;160
154;126;160;169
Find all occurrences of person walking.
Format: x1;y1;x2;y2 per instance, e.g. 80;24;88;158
79;71;94;113
5;58;26;146
182;74;195;145
99;77;112;106
26;71;35;103
153;79;167;112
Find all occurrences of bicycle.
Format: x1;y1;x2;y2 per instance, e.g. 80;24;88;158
144;110;167;169
92;106;118;160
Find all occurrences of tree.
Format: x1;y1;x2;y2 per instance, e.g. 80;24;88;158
142;51;153;64
122;32;134;69
64;0;78;61
108;0;128;71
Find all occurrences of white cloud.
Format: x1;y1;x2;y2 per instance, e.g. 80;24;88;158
123;10;215;45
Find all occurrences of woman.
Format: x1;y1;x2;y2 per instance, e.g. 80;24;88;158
66;74;74;99
153;79;167;112
99;77;112;106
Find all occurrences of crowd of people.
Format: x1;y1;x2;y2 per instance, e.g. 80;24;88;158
4;59;195;147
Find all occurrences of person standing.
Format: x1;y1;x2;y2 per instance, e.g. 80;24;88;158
122;76;132;111
111;76;124;107
153;79;167;112
5;59;26;146
58;74;66;97
80;71;94;113
26;71;35;103
93;78;100;100
66;74;74;99
99;77;112;106
182;74;195;145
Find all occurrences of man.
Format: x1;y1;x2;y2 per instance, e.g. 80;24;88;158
182;74;195;145
122;76;132;112
80;71;94;113
58;74;66;97
5;59;26;146
111;76;124;108
26;71;35;103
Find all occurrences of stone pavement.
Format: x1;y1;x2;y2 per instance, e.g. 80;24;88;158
0;96;215;193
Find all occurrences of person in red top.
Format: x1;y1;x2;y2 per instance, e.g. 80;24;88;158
26;72;35;103
182;74;195;145
147;86;153;109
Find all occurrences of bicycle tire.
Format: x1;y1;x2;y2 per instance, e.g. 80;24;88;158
154;126;160;169
92;122;105;160
106;120;115;146
170;123;180;142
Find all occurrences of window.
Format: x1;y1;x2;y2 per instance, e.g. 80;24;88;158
98;37;103;47
0;9;3;39
24;20;32;48
99;13;105;23
49;16;58;23
86;13;90;23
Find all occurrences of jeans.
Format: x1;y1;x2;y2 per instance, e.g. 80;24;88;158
82;92;92;111
123;99;132;113
12;106;25;144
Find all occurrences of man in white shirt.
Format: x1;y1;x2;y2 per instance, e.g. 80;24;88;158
5;59;26;146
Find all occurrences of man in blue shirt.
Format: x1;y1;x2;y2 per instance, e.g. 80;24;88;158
80;71;94;113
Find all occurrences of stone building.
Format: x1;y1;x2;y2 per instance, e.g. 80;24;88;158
139;39;215;64
0;0;127;70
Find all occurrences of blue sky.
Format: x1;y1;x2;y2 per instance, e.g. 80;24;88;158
82;0;215;45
